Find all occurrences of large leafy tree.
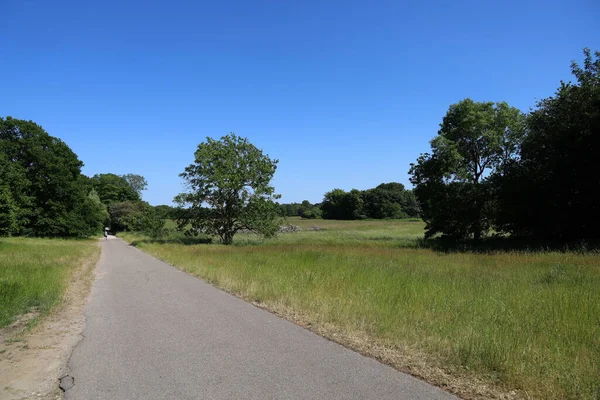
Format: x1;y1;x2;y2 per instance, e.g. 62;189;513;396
409;99;525;240
0;117;105;236
497;48;600;239
362;182;419;219
90;173;140;205
121;174;148;197
175;133;280;244
321;189;365;220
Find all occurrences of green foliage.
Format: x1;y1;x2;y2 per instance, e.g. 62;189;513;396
321;188;366;219
108;201;146;232
301;206;322;219
400;190;421;218
154;204;177;219
410;100;525;239
321;183;420;220
108;200;164;235
495;48;600;240
363;183;409;219
0;154;18;236
121;174;148;197
90;173;140;205
0;185;17;236
176;133;280;244
321;189;355;219
278;200;322;218
278;202;302;217
65;187;110;237
0;117;105;237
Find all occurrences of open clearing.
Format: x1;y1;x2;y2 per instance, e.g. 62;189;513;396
122;218;600;400
0;238;100;399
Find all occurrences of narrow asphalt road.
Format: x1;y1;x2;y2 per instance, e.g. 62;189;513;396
66;237;457;400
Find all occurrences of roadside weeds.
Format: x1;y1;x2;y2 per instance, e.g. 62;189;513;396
0;242;100;400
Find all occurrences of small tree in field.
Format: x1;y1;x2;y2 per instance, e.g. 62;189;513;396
175;133;280;244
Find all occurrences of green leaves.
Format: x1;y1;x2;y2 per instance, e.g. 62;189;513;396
176;133;280;244
121;174;148;197
498;48;600;240
0;117;105;237
412;49;599;242
410;99;525;240
433;99;526;184
90;173;141;205
320;183;419;220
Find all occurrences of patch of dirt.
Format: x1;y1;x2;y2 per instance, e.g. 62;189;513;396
0;310;41;344
0;244;100;400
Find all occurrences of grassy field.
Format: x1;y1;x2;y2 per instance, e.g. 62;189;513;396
0;238;100;329
121;218;600;399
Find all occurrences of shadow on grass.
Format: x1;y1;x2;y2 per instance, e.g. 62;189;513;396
122;231;600;254
128;236;213;247
412;236;600;254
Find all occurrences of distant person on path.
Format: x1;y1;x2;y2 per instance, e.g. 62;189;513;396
104;228;108;241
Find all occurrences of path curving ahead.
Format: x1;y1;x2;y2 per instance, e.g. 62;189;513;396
65;237;457;400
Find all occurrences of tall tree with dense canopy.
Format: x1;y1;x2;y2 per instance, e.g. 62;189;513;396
363;183;411;219
497;48;600;239
175;133;280;244
90;173;140;205
409;100;525;239
0;117;105;236
321;189;365;220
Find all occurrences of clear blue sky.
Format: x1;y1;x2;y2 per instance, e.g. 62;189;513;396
2;0;599;205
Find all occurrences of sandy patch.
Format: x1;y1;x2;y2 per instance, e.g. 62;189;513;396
0;244;100;400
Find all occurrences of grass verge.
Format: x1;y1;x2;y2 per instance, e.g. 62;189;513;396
0;237;100;330
120;219;600;400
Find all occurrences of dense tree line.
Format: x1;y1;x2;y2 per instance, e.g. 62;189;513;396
278;200;322;219
0;118;107;237
154;204;178;219
88;172;162;235
321;183;420;220
410;49;599;241
0;117;162;237
278;183;420;220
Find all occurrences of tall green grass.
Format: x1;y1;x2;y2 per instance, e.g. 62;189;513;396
0;238;99;328
121;220;600;399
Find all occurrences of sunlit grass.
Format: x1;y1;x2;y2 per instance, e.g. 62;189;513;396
120;219;600;399
0;238;99;328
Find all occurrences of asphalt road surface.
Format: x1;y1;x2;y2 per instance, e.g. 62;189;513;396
65;237;457;400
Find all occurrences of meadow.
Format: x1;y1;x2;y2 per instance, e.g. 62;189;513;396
121;218;600;400
0;238;100;329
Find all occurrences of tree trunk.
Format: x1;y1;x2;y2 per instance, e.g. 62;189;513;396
222;231;234;245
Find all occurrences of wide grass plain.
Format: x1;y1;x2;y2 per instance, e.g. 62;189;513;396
121;218;600;400
0;238;100;330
